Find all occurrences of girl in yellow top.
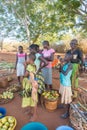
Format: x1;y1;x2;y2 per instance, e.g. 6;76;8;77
22;53;38;121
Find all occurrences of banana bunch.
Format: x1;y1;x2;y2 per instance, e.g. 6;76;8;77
0;91;14;99
42;90;59;101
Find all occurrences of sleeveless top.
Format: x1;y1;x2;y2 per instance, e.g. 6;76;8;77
17;53;26;64
60;63;72;87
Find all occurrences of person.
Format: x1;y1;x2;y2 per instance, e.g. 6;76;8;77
23;44;48;104
22;53;38;121
67;39;83;98
42;40;55;89
83;54;87;73
59;54;72;119
34;44;43;54
15;46;27;85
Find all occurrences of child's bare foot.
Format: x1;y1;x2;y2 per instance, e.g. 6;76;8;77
29;114;37;122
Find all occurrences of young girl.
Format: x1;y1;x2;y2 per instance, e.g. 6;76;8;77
59;54;72;119
42;41;55;89
22;53;38;121
15;46;27;85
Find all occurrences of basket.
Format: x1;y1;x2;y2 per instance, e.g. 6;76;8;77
69;103;87;130
44;98;58;111
0;116;17;130
41;89;59;112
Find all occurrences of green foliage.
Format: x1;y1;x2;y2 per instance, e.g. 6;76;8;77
0;0;87;44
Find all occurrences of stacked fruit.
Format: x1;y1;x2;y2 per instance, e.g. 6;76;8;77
0;91;14;100
42;90;59;101
0;116;17;130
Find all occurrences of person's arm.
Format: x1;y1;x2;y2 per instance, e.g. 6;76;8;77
25;53;27;61
78;49;83;65
61;63;72;76
24;70;29;78
14;53;18;70
36;56;48;74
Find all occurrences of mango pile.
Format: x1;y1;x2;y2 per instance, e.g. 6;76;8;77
42;90;59;101
0;91;14;100
0;116;17;130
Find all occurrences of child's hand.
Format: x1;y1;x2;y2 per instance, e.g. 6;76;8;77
36;68;41;74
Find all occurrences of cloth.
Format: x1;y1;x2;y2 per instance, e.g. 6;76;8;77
42;48;55;68
52;59;59;68
71;63;79;89
60;63;72;87
34;53;41;70
22;64;38;108
67;49;83;64
36;72;45;94
17;52;26;63
59;84;72;104
17;63;25;76
42;67;52;85
16;52;26;76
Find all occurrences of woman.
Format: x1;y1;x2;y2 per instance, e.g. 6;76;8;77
67;39;83;98
42;40;55;89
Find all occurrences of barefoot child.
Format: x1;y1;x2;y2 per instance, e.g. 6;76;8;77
15;46;27;85
22;53;38;121
59;54;72;119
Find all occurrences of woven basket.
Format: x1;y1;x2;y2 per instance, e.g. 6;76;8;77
69;103;87;130
0;116;17;130
44;98;58;112
41;89;60;112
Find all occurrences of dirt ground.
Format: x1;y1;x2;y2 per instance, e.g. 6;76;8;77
0;52;87;130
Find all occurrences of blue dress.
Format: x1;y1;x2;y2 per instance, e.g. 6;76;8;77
60;63;72;87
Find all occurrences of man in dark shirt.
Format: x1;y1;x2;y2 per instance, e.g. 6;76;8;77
67;39;83;98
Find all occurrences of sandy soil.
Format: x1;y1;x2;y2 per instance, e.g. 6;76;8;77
0;52;87;130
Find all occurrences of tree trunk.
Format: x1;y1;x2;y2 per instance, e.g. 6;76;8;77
0;38;4;50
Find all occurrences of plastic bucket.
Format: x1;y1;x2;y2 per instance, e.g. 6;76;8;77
56;125;74;130
0;107;6;118
21;122;48;130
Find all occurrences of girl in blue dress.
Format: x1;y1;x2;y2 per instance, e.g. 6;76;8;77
59;54;72;119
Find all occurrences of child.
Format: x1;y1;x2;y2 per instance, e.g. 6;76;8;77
59;54;72;119
22;53;38;121
15;46;27;85
42;41;55;89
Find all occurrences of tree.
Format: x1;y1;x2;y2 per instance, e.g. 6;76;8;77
0;0;87;44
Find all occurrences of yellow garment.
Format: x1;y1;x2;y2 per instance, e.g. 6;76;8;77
22;64;38;108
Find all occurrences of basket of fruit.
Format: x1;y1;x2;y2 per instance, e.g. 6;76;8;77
0;91;14;104
41;90;59;112
0;116;17;130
